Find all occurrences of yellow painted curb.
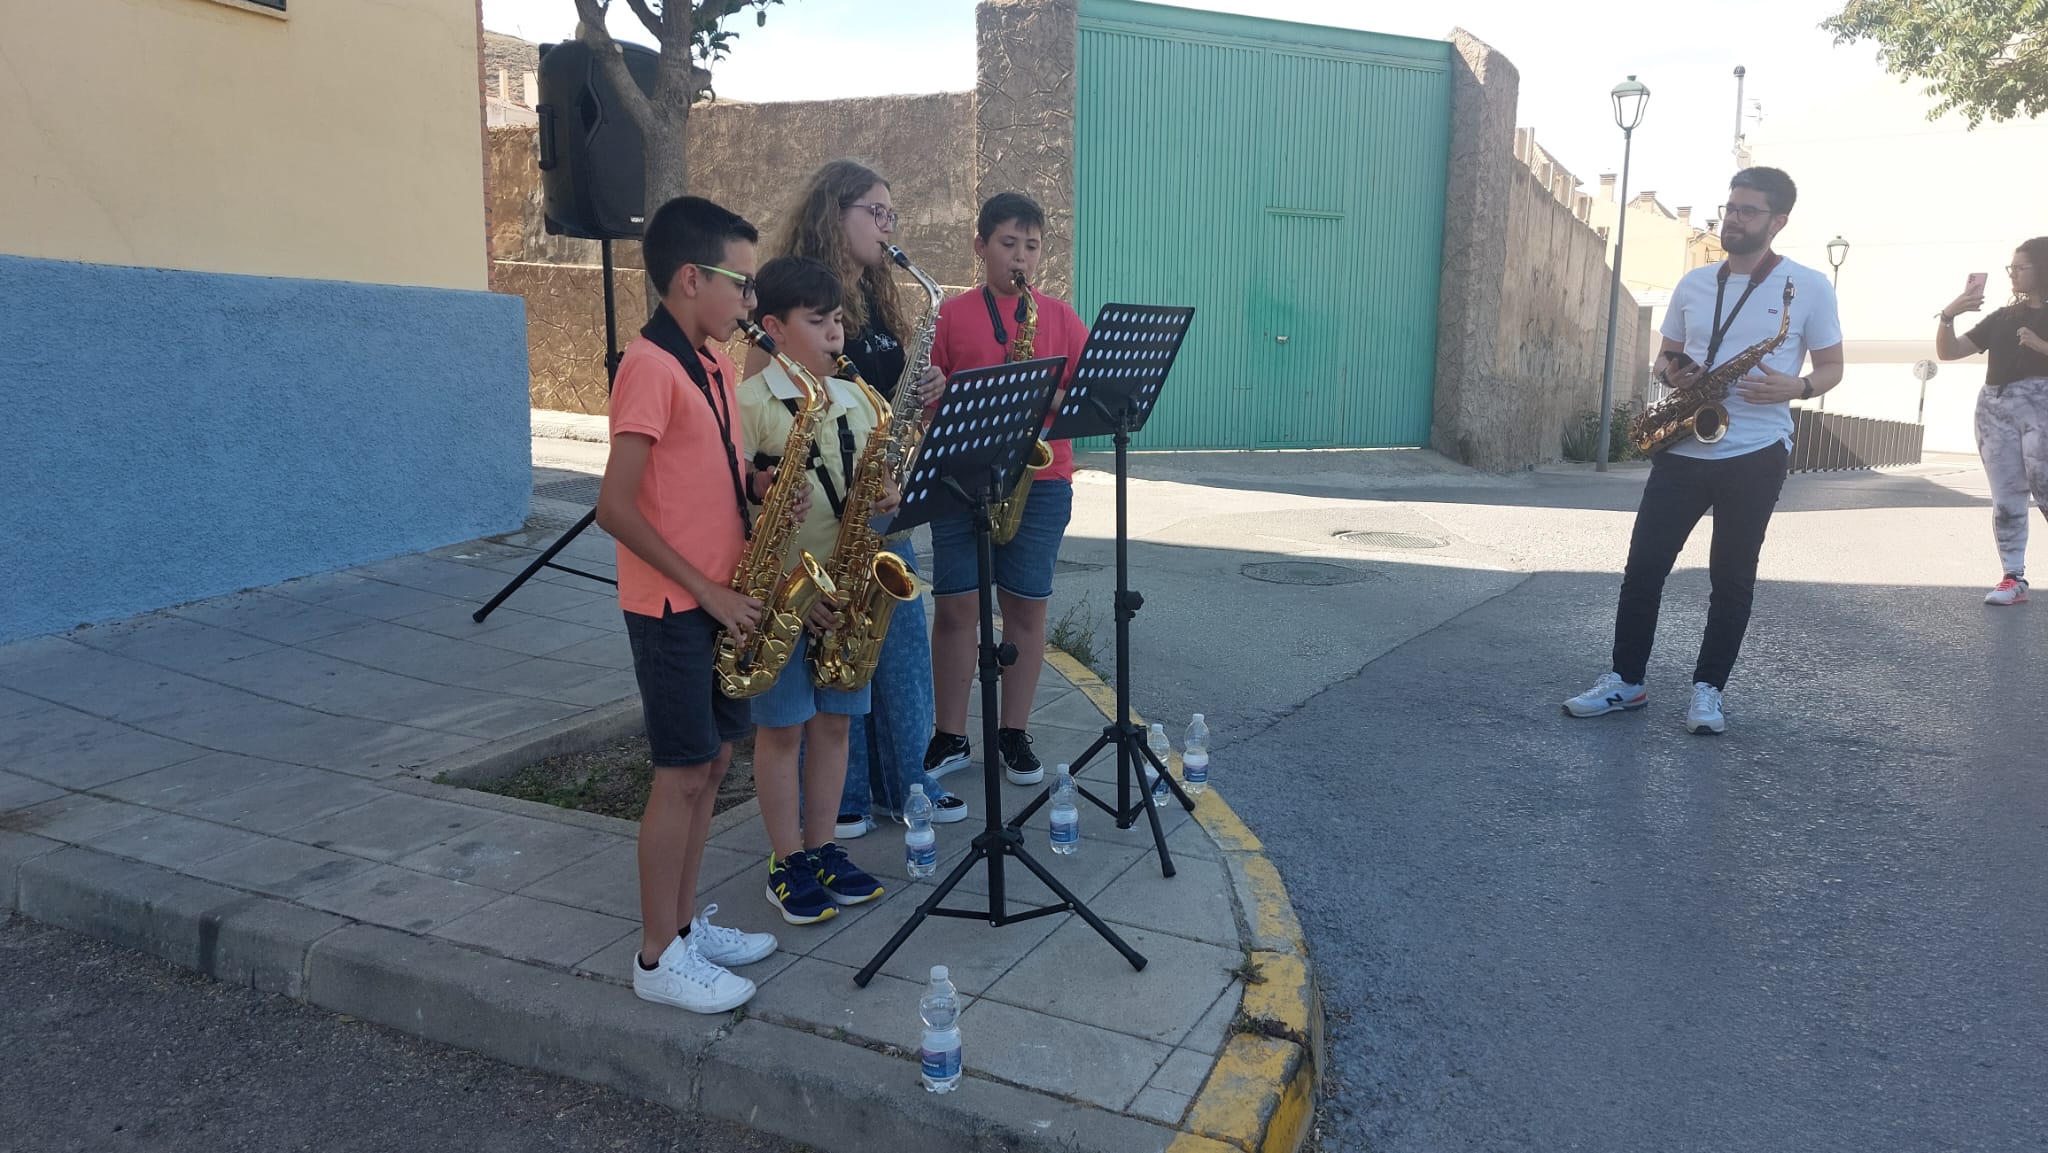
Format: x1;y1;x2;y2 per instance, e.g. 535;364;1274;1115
1045;644;1321;1153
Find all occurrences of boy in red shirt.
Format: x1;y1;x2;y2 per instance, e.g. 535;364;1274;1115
595;196;784;1014
924;192;1088;788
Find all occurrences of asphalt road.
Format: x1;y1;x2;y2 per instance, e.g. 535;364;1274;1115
1075;455;2048;1152
0;914;802;1153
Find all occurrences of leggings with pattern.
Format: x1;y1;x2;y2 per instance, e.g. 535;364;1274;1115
1974;378;2048;578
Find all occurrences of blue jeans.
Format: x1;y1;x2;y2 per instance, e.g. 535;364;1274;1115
930;478;1073;600
835;540;951;818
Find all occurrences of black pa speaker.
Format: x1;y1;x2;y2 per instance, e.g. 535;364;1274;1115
535;39;658;240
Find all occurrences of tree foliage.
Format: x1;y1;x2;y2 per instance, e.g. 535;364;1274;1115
1822;0;2048;127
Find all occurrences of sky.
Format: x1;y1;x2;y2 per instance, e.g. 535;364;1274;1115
480;0;1915;217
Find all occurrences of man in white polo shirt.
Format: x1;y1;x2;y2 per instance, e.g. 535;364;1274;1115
1564;167;1844;735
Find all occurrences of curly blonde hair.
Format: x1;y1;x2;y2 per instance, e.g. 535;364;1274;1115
771;159;907;341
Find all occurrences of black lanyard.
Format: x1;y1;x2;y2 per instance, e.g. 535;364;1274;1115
642;307;752;538
982;285;1030;348
758;397;855;520
1704;252;1782;369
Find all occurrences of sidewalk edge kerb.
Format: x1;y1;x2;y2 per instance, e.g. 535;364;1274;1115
1043;647;1324;1153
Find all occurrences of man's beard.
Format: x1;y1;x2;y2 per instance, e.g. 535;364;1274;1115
1722;228;1768;256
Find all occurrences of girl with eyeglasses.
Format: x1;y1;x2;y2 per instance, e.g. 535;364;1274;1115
1936;236;2048;605
748;159;970;836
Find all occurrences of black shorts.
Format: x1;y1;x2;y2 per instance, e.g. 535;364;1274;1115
623;607;751;768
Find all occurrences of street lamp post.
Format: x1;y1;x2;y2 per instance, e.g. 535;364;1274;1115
1820;236;1848;410
1596;75;1651;473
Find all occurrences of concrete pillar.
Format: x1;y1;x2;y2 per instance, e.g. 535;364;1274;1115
975;0;1078;298
1430;29;1518;467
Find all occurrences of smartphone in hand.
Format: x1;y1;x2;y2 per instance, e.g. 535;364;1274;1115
1966;272;1988;296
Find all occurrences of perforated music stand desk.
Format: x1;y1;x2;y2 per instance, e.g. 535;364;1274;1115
1018;302;1198;876
856;354;1147;987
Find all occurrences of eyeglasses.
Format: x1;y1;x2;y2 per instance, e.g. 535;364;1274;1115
1717;203;1777;223
2008;265;2034;275
694;264;757;298
846;201;900;229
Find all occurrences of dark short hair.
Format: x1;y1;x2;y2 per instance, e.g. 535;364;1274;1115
1729;167;1798;215
643;196;759;296
976;191;1046;240
751;255;843;324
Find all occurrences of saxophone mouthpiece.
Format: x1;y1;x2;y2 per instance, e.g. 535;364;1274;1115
1011;270;1028;290
887;245;912;269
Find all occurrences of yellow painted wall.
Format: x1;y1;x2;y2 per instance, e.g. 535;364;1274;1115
0;0;486;290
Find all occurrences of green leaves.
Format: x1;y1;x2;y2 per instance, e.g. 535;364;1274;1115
689;0;785;65
1822;0;2048;126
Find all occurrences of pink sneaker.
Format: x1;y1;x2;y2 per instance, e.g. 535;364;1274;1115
1985;576;2029;606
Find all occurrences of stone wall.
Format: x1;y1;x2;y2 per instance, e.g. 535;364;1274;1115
975;0;1078;299
1432;29;1639;469
488;87;976;413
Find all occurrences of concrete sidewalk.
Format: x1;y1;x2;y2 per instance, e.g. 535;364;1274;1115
0;483;1318;1152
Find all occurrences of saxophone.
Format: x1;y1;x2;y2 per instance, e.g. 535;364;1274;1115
713;322;839;700
989;270;1053;544
810;355;921;691
883;245;943;489
1630;278;1797;457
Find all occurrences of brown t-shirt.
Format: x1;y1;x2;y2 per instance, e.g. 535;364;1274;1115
1966;302;2048;389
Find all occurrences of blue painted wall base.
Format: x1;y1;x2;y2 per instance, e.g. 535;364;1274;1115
0;255;531;644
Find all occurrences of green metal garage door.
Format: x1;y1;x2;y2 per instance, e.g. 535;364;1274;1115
1075;0;1452;449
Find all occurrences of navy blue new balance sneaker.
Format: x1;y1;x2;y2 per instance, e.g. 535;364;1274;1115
812;841;885;907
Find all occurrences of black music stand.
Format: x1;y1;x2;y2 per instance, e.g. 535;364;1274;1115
1008;304;1197;878
855;354;1147;987
474;239;625;622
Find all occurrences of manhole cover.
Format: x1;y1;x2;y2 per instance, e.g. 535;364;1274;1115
1335;530;1448;550
1240;561;1379;586
534;476;603;505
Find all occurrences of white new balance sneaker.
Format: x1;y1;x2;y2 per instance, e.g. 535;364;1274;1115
1985;576;2029;606
689;903;777;968
1563;672;1647;718
632;934;755;1014
1685;682;1726;735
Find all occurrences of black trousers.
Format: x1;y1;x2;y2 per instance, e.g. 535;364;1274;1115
1611;442;1790;690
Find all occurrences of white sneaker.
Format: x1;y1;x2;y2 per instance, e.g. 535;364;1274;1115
689;903;777;967
1562;672;1647;718
1985;576;2029;606
632;934;755;1014
834;813;875;839
1685;682;1726;735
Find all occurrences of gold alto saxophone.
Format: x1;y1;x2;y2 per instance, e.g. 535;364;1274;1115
883;244;943;489
810;356;921;691
1631;278;1797;457
713;322;839;700
989;270;1052;544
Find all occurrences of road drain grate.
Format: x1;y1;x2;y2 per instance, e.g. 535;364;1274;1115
1240;561;1381;586
1335;530;1448;550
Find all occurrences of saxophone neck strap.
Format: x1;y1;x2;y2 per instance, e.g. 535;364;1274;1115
769;397;853;521
642;304;752;539
982;285;1009;348
1705;251;1784;370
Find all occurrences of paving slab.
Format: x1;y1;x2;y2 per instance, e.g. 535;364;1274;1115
1;792;156;845
167;590;365;645
429;893;634;967
298;863;503;933
982;920;1238;1045
83;808;270;870
180;764;388;832
66;613;283;673
97;752;302;812
2;704;203;788
281;792;500;862
955;996;1171;1111
189;838;375;900
0;771;65;813
300;618;532;682
396;816;619;892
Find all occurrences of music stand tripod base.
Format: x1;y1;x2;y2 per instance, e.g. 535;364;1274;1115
853;354;1145;987
1010;303;1199;878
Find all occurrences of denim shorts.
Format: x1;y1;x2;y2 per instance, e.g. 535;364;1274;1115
931;478;1073;600
750;628;873;729
623;607;751;768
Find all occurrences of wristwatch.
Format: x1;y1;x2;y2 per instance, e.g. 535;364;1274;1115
1799;376;1814;400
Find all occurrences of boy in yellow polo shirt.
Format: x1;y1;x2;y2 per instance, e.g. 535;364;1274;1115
737;256;893;924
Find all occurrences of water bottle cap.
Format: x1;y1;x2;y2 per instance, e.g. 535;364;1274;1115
910;783;925;796
931;965;949;981
1192;713;1205;724
1149;723;1164;734
1055;763;1070;775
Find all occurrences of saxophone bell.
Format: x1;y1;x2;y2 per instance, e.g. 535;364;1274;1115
1692;403;1730;444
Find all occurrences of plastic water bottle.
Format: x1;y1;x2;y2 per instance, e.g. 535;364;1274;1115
905;784;937;878
919;965;963;1093
1182;714;1210;797
1144;723;1173;808
1048;765;1079;855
